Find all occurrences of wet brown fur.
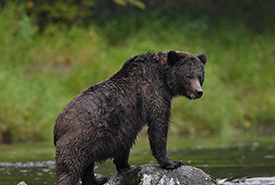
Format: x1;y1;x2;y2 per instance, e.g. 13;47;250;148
54;50;207;185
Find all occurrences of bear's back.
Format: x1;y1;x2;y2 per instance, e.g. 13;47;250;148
54;52;168;145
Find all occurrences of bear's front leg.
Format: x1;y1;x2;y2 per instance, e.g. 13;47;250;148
147;118;183;169
81;162;108;185
113;149;135;173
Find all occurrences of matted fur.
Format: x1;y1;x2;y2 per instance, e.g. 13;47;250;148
54;50;207;185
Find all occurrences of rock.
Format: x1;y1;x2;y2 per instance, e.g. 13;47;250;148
217;177;275;185
17;181;27;185
104;164;216;185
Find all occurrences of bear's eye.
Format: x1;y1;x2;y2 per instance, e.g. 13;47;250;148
198;76;204;83
186;75;192;79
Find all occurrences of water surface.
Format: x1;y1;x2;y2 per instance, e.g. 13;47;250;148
0;136;274;184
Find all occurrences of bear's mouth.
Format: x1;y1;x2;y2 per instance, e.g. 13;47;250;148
186;95;194;100
186;95;197;100
185;90;203;100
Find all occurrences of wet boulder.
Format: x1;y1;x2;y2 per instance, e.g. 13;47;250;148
17;181;27;185
104;164;216;185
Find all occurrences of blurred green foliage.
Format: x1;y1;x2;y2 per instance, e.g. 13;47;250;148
0;1;274;143
0;0;145;29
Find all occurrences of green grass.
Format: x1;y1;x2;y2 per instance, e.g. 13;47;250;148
0;3;274;143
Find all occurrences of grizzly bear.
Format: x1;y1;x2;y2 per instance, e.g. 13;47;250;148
54;50;207;185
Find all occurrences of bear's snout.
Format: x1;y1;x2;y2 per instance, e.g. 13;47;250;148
195;88;203;98
187;79;203;99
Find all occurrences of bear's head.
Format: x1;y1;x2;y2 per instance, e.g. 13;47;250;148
166;50;207;99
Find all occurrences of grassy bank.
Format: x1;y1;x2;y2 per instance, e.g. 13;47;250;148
0;3;274;143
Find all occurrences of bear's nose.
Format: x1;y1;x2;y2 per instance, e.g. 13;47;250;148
196;90;203;98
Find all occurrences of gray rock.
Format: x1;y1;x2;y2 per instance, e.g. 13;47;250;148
104;164;216;185
17;181;27;185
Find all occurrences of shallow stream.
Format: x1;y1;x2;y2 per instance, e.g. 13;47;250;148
0;136;274;185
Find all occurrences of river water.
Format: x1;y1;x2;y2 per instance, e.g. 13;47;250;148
0;136;274;185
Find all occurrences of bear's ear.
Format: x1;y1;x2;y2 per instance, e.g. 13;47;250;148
198;54;207;64
167;50;181;65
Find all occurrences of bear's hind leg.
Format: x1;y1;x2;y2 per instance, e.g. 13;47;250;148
55;151;80;184
113;149;135;173
81;162;108;185
57;172;79;185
